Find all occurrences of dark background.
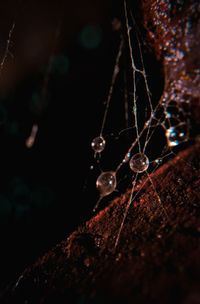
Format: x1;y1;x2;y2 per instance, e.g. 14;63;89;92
0;0;163;288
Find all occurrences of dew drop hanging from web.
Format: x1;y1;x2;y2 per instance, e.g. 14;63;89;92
93;171;117;212
96;171;117;197
129;153;149;173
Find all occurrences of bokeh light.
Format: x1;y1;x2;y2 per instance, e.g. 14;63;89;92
78;25;102;49
51;55;70;75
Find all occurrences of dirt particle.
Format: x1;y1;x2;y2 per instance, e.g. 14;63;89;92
115;252;122;262
84;258;90;268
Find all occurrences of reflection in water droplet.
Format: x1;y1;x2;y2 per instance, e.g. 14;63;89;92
91;136;106;153
94;235;104;248
155;158;162;164
166;122;189;147
93;171;117;212
129;153;149;173
96;171;117;197
123;152;131;163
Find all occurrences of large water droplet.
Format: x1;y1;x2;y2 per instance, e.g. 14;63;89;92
129;153;149;173
96;171;117;196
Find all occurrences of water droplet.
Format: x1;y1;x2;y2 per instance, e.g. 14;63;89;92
129;153;149;173
91;136;106;153
155;158;162;164
166;122;189;147
123;152;131;163
94;235;104;248
145;119;151;126
96;171;117;196
177;178;182;184
13;274;24;291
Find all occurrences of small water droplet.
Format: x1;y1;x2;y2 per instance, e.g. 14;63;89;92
177;178;182;184
155;158;162;164
123;152;131;163
166;122;189;147
94;235;104;248
91;136;106;153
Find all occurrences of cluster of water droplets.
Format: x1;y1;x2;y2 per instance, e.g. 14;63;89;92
88;0;192;251
90;131;150;210
89;54;190;212
166;122;189;147
90;97;190;212
163;99;190;147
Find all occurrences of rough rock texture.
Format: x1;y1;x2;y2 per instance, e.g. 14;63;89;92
142;0;200;122
1;142;200;304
